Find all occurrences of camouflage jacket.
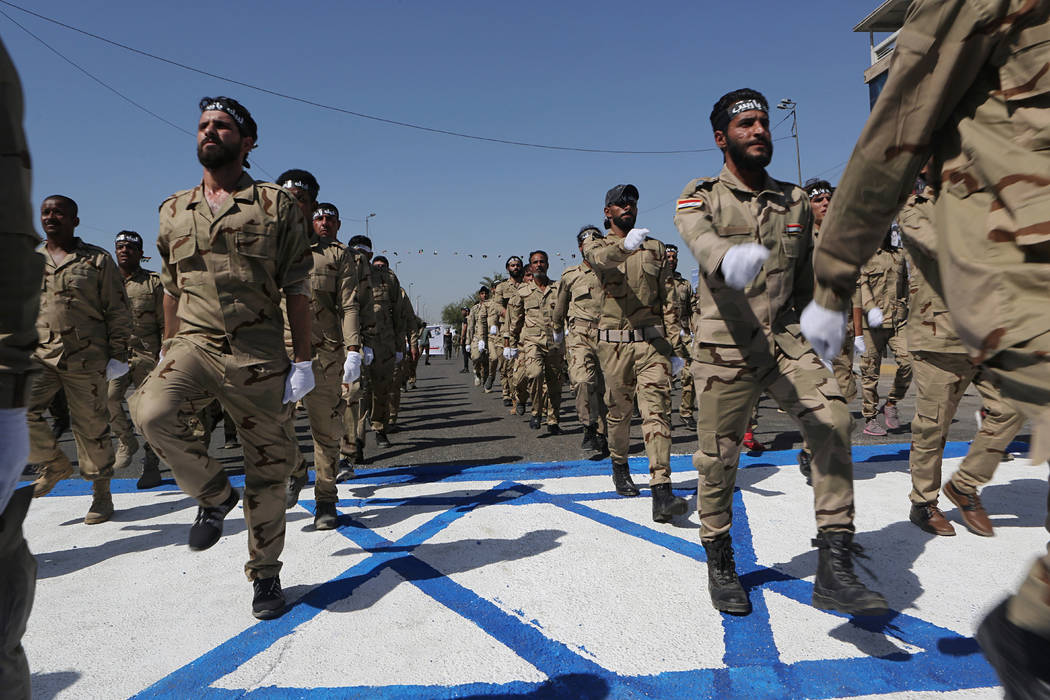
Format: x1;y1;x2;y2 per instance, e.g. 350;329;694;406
494;277;521;332
552;263;601;329
899;187;965;353
813;0;1050;359
581;231;686;357
158;172;311;360
124;267;164;358
674;165;814;360
508;278;559;348
0;38;43;406
36;237;131;371
368;265;407;352
858;247;908;330
670;271;693;338
340;249;374;350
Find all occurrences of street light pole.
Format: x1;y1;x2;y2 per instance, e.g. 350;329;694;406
776;99;802;186
364;212;376;237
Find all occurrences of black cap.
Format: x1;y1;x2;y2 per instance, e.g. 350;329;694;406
478;286;490;295
604;184;639;207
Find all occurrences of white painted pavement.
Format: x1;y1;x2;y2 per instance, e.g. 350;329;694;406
21;440;1048;698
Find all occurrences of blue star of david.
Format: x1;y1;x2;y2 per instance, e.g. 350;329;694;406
130;444;1001;699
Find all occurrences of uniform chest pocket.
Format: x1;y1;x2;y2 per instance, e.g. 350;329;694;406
235;225;276;259
998;21;1050;150
168;232;204;287
781;232;802;258
62;265;97;293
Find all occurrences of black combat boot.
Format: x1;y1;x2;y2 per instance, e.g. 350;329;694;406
798;448;812;487
976;599;1050;700
285;472;308;509
651;483;688;523
811;531;889;616
702;535;751;615
581;424;597;450
611;461;639;497
593;433;609;457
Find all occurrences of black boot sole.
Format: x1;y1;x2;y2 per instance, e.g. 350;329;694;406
653;495;689;523
711;596;752;615
812;589;889;617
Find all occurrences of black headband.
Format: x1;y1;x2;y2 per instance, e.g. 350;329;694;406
115;232;142;248
313;207;339;220
808;187;832;199
714;98;768;132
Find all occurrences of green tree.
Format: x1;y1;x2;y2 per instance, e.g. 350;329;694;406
480;272;506;291
441;297;475;326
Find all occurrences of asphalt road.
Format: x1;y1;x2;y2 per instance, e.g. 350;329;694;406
39;348;1021;485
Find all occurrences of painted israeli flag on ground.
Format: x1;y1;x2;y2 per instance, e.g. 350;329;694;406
24;441;1045;698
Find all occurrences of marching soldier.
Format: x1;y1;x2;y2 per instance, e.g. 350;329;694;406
857;229;911;436
360;254;407;449
665;244;697;430
338;232;375;476
107;230;165;489
0;37;44;698
467;287;494;388
131;96;313;619
554;227;608;453
276;173;367;530
677;89;885;617
898;175;1024;537
494;256;526;406
803;2;1050;689
582;183;690;524
28;195;131;524
506;250;563;433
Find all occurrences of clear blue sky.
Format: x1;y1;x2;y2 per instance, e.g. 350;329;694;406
4;0;882;322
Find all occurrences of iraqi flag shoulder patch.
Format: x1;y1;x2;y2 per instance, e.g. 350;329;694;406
785;223;802;234
676;198;704;211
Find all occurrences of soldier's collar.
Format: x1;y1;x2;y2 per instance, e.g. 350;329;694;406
186;172;257;209
717;164;781;198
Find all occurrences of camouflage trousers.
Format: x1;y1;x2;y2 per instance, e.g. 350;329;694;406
341;377;363;457
679;361;695;421
130;337;297;580
939;187;1050;638
27;360;114;481
833;327;858;402
390;355;411;423
596;339;673;485
860;326;911;419
487;334;501;384
908;351;1023;505
107;351;156;442
361;344;397;433
691;343;854;541
471;346;489;384
524;342;562;425
0;485;34;700
499;347;514;400
511;351;530;408
566;327;606;433
290;349;345;504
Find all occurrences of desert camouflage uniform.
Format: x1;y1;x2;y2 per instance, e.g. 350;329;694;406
28;237;131;484
107;267;163;464
358;265;406;436
508;278;563;426
340;249;373;459
858;246;911;420
285;234;366;504
0;38;43;698
811;0;1050;640
466;299;489;385
676;165;855;542
898;186;1024;506
581;232;686;485
554;263;606;433
389;293;419;423
670;270;696;422
130;173;311;580
495;277;522;401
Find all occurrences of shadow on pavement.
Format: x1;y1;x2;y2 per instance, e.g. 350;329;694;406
31;671;81;700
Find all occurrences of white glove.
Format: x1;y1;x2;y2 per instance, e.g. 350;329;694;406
106;358;130;381
0;407;29;514
489;325;499;336
670;356;686;376
504;347;519;359
801;301;847;362
680;329;689;338
362;346;374;366
853;335;866;355
721;243;770;290
395;351;404;362
157;349;166;365
623;228;649;251
342;351;362;383
552;330;564;344
283;360;315;404
867;308;884;328
477;339;485;352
